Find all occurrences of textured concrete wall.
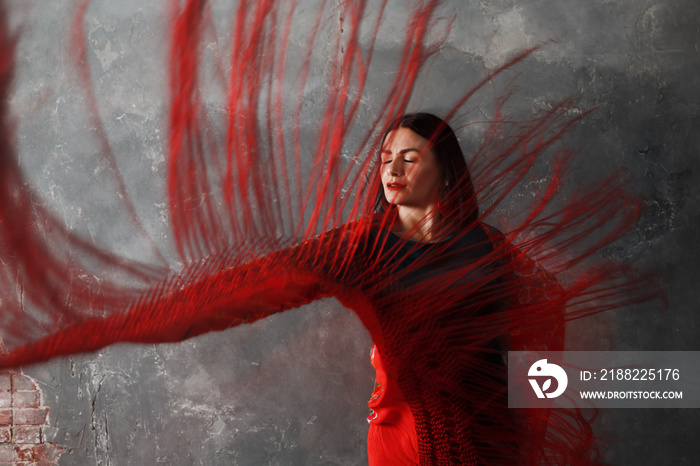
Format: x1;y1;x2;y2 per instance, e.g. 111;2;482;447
5;0;699;464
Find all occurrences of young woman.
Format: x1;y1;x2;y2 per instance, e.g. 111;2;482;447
361;113;524;464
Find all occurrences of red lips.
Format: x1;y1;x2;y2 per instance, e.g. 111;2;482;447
385;182;405;191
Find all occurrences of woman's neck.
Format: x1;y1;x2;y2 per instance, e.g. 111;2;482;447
394;205;446;243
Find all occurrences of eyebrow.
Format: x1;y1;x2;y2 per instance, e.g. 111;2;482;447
380;147;422;155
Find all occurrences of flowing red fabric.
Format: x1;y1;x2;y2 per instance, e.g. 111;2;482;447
0;1;659;464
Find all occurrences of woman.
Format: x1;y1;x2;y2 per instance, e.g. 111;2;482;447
359;114;585;466
361;113;527;464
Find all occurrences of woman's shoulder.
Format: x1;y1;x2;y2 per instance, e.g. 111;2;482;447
314;215;391;245
313;217;376;244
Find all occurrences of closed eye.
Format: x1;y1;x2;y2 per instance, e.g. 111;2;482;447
400;148;421;162
381;148;421;164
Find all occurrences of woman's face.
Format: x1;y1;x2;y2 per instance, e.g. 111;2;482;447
380;127;442;209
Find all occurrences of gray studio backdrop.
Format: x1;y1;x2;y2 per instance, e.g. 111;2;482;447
7;0;699;464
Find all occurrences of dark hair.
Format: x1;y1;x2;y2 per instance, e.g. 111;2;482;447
368;113;479;231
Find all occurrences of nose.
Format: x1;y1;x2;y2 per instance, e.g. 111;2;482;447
386;158;402;177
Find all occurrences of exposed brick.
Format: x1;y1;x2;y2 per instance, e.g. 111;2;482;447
15;443;63;462
11;374;37;391
0;392;10;409
12;427;41;444
0;370;63;465
12;408;48;426
12;391;41;409
0;410;11;426
0;374;10;391
0;444;12;462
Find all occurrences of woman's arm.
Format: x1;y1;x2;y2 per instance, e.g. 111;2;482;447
0;244;336;369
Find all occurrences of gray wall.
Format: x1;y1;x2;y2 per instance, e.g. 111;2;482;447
7;0;699;464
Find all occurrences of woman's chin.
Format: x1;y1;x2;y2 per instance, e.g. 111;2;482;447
383;193;405;206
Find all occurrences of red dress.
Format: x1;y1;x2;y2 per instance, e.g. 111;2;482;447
367;343;419;465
